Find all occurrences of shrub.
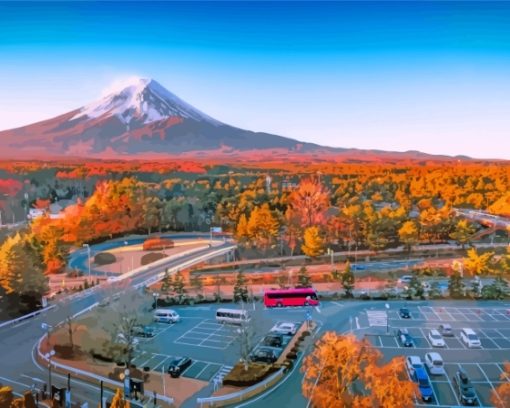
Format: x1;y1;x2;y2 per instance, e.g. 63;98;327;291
141;252;167;266
286;352;297;360
94;252;116;265
301;331;311;337
223;362;277;387
291;346;299;353
142;237;174;251
54;344;75;359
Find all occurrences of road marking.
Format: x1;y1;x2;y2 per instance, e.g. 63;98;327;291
152;356;170;371
355;316;360;330
20;374;45;384
477;363;502;406
366;310;388;327
331;301;343;307
195;363;211;379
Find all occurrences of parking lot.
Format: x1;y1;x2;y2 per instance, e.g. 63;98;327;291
174;319;237;350
361;303;510;407
126;303;314;386
131;349;232;382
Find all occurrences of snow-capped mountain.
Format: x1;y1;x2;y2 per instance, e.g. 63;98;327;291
71;77;221;127
0;78;467;161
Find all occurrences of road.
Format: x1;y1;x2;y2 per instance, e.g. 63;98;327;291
0;240;235;407
455;208;510;230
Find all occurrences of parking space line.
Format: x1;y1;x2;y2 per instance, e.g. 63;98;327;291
446;368;462;407
477;363;502;406
495;329;507;338
139;354;158;368
153;356;170;371
195;363;211;379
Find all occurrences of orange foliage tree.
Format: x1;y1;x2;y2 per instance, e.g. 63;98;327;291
301;332;417;408
288;178;330;229
491;362;510;408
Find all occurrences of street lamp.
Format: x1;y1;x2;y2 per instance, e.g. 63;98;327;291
82;244;91;279
385;303;390;334
152;292;159;309
44;350;56;393
41;322;53;348
119;368;130;399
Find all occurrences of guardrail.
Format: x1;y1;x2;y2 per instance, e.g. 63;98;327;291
134;245;237;289
0;304;56;330
196;367;285;408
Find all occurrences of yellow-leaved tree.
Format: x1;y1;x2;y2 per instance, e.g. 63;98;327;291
246;203;279;252
301;226;325;258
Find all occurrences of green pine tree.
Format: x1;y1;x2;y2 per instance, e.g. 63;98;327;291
340;261;355;298
409;276;424;299
297;266;311;287
448;271;465;299
172;271;186;301
161;270;172;293
233;272;249;302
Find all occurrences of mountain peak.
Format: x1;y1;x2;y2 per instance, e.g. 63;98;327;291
71;77;221;126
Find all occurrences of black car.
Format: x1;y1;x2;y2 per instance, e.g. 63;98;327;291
250;347;278;364
453;369;478;406
399;307;411;319
167;357;192;378
131;325;155;338
397;328;414;347
263;334;283;348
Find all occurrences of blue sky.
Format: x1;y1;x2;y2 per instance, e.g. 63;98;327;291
1;1;510;158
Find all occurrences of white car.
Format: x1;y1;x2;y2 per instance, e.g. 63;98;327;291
428;329;446;347
398;275;413;284
405;355;424;376
424;352;446;376
270;322;298;336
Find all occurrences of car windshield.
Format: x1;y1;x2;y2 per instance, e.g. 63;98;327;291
433;361;443;366
413;363;422;368
462;387;475;397
468;334;478;340
419;379;430;387
431;333;441;339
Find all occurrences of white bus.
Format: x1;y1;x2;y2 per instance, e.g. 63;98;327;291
215;308;250;325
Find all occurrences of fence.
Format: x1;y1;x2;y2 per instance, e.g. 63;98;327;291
196;367;285;408
0;304;56;330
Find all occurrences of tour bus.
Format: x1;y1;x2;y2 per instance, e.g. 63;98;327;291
215;308;250;325
263;287;319;308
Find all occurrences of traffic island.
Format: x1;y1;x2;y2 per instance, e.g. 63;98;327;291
196;321;316;407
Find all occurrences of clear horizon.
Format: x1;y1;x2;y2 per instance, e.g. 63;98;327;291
1;1;510;159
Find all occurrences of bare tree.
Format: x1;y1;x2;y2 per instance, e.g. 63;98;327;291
234;301;264;371
97;288;152;366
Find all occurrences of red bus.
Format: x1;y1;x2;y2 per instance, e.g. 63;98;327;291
264;288;319;308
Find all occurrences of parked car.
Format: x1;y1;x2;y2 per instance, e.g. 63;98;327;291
250;347;278;364
270;322;298;336
398;275;413;284
453;369;478;406
412;367;434;402
405;355;424;377
263;334;283;348
428;329;446;347
131;325;155;338
424;352;446;376
438;323;454;337
167;357;192;378
399;307;411;319
460;328;481;348
397;328;414;347
153;309;180;323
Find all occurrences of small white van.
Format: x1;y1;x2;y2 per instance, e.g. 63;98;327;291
153;309;180;323
216;308;250;325
460;328;481;348
424;352;445;376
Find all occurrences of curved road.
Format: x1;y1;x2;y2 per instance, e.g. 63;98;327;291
0;240;235;406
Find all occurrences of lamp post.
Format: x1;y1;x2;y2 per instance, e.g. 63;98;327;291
82;244;91;279
385;303;390;334
152;292;159;309
119;369;130;399
41;322;53;349
44;350;56;393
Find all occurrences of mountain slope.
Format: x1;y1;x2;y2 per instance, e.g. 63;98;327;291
0;77;471;162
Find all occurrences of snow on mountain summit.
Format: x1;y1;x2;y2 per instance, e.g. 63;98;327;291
71;77;221;126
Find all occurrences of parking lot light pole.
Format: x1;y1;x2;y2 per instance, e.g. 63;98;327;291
44;350;56;393
385;303;390;334
153;292;159;309
82;244;91;279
